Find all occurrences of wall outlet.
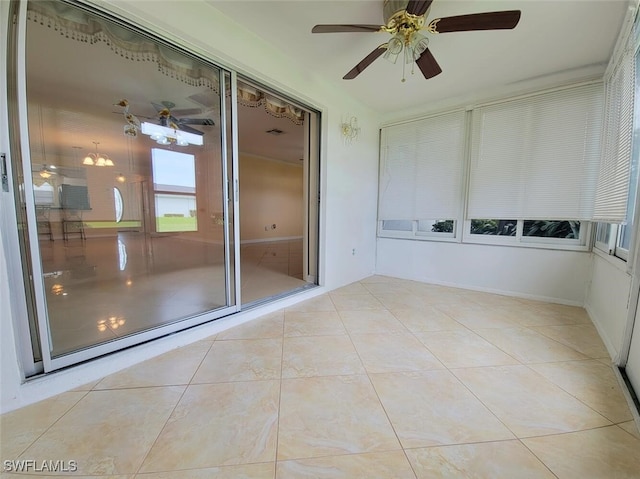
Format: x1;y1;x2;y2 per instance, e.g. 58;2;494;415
352;248;356;256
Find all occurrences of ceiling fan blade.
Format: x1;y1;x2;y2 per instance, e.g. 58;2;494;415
175;123;205;136
429;10;521;33
312;24;382;33
415;48;442;79
343;45;387;80
179;118;215;126
405;0;434;17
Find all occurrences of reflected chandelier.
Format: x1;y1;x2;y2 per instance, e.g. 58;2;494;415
83;141;114;167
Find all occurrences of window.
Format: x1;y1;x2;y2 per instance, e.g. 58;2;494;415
378;111;466;241
151;148;197;233
594;27;639;262
470;219;517;236
113;187;123;223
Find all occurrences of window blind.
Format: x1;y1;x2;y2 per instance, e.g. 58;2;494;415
593;34;636;222
378;111;466;221
467;84;603;221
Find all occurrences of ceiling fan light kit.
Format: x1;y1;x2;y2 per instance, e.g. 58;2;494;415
312;0;521;81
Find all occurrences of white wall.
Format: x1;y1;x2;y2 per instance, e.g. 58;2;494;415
585;253;633;360
0;0;380;413
377;238;592;305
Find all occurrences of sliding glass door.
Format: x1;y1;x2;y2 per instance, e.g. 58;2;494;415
5;0;320;375
17;0;237;370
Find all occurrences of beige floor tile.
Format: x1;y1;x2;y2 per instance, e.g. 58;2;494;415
1;475;132;479
391;308;465;332
350;332;444;373
20;387;184;475
531;324;609;358
461;291;524;308
70;379;102;391
329;283;371;295
216;311;284;340
435;305;519;330
136;463;274;478
283;311;347;337
618;420;640;439
361;281;412;296
413;330;520;369
499;305;587;327
338;310;407;334
282;336;365;378
191;338;282;383
453;365;611;437
140;382;279;472
523;425;640;479
276;451;416;478
370;370;514;448
474;327;588;363
0;392;86;460
96;341;212;389
529;360;633;423
373;293;435;311
529;303;591;324
330;294;386;311
285;295;336;313
277;375;400;460
406;440;556;479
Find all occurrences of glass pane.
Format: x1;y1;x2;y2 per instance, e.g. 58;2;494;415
620;49;640;252
25;1;230;358
418;219;454;233
382;220;413;231
523;220;580;239
470;219;517;236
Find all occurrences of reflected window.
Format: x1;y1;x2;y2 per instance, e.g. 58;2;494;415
114;187;123;223
152;148;197;233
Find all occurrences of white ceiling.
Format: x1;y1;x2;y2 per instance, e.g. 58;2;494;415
211;0;631;115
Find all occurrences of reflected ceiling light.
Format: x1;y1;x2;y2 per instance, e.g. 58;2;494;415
84;141;114;167
116;173;126;183
141;122;203;147
39;165;53;179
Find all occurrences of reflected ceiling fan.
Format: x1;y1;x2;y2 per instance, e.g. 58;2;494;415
151;101;215;136
312;0;521;81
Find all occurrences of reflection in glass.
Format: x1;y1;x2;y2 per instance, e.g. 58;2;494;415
25;0;229;358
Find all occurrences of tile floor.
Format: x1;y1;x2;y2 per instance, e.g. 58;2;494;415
2;275;640;478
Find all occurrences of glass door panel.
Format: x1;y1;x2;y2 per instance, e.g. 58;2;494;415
23;1;234;363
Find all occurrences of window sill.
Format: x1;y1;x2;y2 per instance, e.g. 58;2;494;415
593;247;630;273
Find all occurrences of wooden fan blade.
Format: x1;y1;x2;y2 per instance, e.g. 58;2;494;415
179;118;215;126
343;45;387;80
405;0;434;17
415;48;442;79
430;10;521;33
312;24;382;33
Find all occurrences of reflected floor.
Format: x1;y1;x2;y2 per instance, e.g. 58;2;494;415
2;275;639;478
38;234;306;355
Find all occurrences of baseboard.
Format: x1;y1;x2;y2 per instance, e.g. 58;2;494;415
584;303;621;362
395;275;584;307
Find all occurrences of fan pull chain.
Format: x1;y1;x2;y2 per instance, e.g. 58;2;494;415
402;60;406;83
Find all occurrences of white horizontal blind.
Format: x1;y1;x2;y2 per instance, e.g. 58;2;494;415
468;84;603;220
379;111;466;221
594;34;636;222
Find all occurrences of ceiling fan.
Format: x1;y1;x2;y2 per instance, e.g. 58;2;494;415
311;0;521;81
151;101;215;136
